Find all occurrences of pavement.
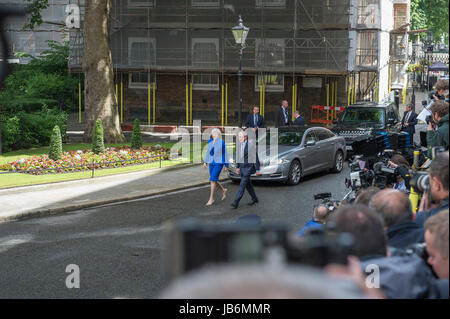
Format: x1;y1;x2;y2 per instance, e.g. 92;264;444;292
0;163;228;223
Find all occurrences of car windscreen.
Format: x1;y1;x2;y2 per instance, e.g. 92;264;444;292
339;107;385;126
260;130;305;146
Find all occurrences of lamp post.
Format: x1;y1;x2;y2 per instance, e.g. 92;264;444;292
232;15;249;128
423;29;434;91
411;42;419;108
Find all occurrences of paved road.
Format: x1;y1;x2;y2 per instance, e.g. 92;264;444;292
0;166;350;298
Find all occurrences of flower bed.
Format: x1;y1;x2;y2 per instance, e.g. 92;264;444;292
0;146;171;175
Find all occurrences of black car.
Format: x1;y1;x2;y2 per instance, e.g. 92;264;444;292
330;101;401;155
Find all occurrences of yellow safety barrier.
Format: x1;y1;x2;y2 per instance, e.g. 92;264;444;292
148;82;151;125
153;82;156;124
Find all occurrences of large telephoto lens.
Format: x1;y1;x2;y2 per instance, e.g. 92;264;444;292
410;172;430;193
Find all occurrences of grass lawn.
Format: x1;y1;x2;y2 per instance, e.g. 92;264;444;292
0;141;234;189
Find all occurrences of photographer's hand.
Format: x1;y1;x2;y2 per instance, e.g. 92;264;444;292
419;191;430;212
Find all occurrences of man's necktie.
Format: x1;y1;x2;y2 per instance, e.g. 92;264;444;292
254;115;257;127
405;111;411;123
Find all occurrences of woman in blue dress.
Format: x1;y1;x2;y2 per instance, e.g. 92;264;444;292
203;128;229;206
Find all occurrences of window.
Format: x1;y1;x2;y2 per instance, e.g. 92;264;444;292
129;72;156;89
356;31;378;67
304;131;317;144
255;74;284;92
256;0;286;8
394;4;408;29
316;129;335;141
255;38;285;68
129;37;156;66
192;38;219;68
357;0;378;25
192;0;220;7
128;0;154;7
192;74;219;91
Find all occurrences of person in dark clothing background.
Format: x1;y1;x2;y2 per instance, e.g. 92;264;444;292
293;110;305;126
328;204;387;260
369;189;424;249
245;106;264;139
275;99;292;127
400;103;418;145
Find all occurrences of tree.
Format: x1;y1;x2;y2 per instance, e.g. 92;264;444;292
410;0;449;43
24;0;125;143
131;119;143;149
92;119;105;154
82;0;125;143
49;125;62;161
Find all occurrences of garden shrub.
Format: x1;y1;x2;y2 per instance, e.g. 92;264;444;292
131;118;143;149
49;125;62;161
92;119;105;154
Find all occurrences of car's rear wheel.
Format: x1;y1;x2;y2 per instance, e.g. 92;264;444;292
287;160;302;185
331;150;344;173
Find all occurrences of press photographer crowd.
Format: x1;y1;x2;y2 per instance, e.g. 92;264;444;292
161;80;449;300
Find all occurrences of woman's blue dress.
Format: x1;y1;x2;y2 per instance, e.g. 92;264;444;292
204;138;229;182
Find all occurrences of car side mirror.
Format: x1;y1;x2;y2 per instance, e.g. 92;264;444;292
422;100;428;107
305;140;316;147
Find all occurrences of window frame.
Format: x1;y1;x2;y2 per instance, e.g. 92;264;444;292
255;38;285;68
255;74;285;92
192;73;220;91
128;0;154;8
191;0;220;8
191;38;220;68
128;37;156;67
129;72;157;90
256;0;286;8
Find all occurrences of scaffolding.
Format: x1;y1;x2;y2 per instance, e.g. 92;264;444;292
68;0;357;124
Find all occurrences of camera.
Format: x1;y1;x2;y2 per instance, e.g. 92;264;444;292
429;91;438;100
163;218;355;281
313;192;340;212
410;172;430;194
426;115;435;125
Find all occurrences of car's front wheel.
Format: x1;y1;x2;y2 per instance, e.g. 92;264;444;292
287;160;302;185
331;150;344;173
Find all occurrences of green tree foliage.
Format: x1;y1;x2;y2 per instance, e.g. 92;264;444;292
49;125;63;161
23;0;49;30
131;119;143;149
410;0;449;43
92;119;105;154
1;106;67;152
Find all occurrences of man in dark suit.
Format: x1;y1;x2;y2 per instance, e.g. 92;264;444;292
245;106;264;139
231;130;261;209
275;100;292;127
401;104;418;145
293;111;305;126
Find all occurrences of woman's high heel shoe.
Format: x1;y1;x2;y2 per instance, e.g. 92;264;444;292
205;200;214;206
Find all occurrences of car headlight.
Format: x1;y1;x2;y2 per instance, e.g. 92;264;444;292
270;158;289;165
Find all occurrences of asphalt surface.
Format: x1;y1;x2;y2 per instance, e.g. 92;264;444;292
0;164;350;298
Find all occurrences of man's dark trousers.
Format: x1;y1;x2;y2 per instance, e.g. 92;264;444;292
233;142;260;206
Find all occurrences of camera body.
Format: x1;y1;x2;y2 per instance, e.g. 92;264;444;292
163;219;355;281
313;192;340;213
410;171;430;194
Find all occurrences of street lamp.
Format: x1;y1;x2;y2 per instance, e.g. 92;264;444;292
423;29;434;91
232;15;249;128
411;42;419;107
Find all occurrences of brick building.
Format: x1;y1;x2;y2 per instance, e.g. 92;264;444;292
67;0;410;126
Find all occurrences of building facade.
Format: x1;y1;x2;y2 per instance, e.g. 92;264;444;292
66;0;410;126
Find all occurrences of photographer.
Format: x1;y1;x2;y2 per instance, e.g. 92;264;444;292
416;152;449;227
431;80;448;101
387;154;411;192
369;189;424;249
424;210;449;298
297;205;328;237
426;100;449;154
